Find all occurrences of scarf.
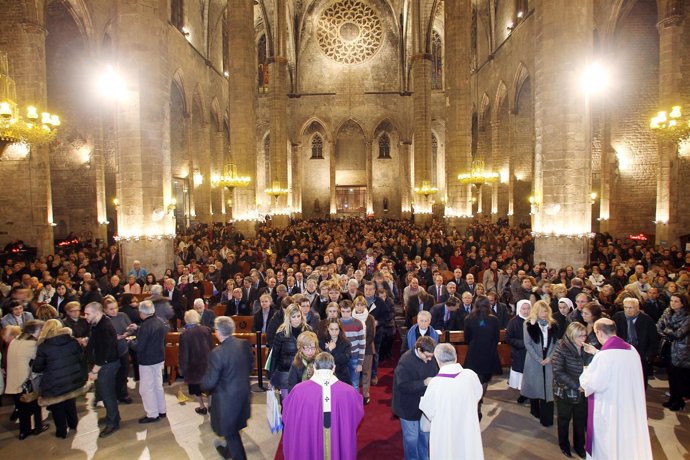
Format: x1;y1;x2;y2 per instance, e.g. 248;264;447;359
311;369;340;460
352;308;369;337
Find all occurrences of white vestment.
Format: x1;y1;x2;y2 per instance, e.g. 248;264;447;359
419;363;484;460
579;343;652;460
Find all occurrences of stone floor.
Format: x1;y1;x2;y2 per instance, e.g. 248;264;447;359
0;372;687;459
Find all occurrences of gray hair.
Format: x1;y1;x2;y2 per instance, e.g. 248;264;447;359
215;316;236;337
84;302;103;313
150;284;163;295
434;343;457;366
139;300;155;316
417;310;432;321
314;352;335;370
184;309;200;325
193;298;205;308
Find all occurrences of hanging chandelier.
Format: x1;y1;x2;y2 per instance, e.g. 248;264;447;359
211;162;251;189
650;106;690;144
457;159;499;187
0;52;60;153
414;180;438;198
265;180;289;198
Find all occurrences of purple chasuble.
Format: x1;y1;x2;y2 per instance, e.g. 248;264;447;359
282;379;364;460
586;336;631;455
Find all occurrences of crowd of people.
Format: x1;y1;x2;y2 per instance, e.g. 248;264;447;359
0;217;687;459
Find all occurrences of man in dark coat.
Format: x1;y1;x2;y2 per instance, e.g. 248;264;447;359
487;291;511;329
430;296;466;331
392;336;439;460
613;297;659;386
201;316;253;460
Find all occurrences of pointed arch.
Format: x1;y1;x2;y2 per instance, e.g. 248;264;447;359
311;133;324;159
478;92;491;128
299;117;332;143
511;61;530;113
335;118;369;142
192;84;206;124
210;97;222;132
171;68;188;115
493;80;508;122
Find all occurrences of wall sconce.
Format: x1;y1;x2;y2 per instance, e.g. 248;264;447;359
590;192;597;205
507;22;515;31
181;26;190;37
113;197;120;210
529;195;541;215
193;169;203;186
167;198;177;216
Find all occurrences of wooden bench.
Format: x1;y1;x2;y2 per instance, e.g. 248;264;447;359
438;330;512;367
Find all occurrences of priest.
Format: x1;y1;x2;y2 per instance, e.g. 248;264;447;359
419;343;484;460
282;351;364;460
579;318;652;460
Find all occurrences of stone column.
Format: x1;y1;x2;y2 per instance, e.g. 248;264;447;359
291;142;302;218
366;140;373;214
227;0;258;236
533;0;594;268
194;121;212;223
211;129;224;221
400;141;412;218
444;0;473;221
0;0;54;255
654;3;683;245
112;0;174;277
268;0;289;226
329;139;337;215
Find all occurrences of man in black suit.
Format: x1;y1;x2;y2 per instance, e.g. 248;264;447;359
487;291;511;329
452;268;470;295
417;260;434;288
430;296;465;331
566;278;584;304
162;278;184;318
286;276;301;296
613;297;659;386
464;274;477;297
253;294;277;333
241;276;259;307
201;316;253;460
226;288;251;316
427;274;449;305
642;287;666;323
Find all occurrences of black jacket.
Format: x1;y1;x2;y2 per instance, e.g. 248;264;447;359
270;327;308;374
463;314;502;376
319;337;352;385
505;316;527;373
201;337;253;437
130;315;169;365
32;331;87;398
430;303;468;331
87;315;119;366
62;316;90;338
225;299;251;316
490;301;511;329
552;336;585;391
613;311;659;363
253;308;277;333
392;349;439;420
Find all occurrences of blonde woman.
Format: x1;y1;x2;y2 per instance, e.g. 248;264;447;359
287;331;321;392
270;304;311;396
32;319;86;439
521;300;558;427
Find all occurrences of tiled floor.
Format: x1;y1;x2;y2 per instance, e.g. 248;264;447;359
0;371;687;459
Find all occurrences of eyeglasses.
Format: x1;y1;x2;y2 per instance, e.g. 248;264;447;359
303;345;316;350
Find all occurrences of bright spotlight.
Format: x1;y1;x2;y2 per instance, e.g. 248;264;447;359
99;65;127;100
581;63;609;95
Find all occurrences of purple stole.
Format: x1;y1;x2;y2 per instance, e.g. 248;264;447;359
586;336;631;455
437;372;462;378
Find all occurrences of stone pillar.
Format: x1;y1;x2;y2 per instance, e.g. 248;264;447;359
329;139;337;215
654;4;683;245
227;0;257;235
444;0;473;218
598;109;613;233
112;0;174;277
533;0;594;268
508;109;516;225
291;142;302;218
211;129;224;221
268;0;289;220
0;0;54;255
400;141;412;217
194;121;212;223
366;140;373;214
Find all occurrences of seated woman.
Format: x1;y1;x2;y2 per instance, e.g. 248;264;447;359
123;275;141;295
319;318;352;386
142;274;157;294
287;331;321;393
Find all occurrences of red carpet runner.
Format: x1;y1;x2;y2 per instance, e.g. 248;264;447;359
274;350;404;459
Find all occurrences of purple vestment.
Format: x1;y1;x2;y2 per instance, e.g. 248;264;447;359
585;336;631;455
282;379;364;460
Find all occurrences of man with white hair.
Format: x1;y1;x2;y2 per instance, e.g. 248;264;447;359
419;343;484;460
202;316;253;459
129;300;169;423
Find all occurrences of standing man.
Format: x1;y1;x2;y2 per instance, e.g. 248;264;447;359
579;318;652;459
84;302;120;438
201;316;253;460
613;297;658;386
282;352;364;460
392;336;439;460
419;343;484;460
130;300;169;423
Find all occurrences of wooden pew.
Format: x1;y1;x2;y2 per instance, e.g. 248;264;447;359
439;329;512;367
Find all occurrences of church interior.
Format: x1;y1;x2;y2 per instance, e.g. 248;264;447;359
0;0;689;458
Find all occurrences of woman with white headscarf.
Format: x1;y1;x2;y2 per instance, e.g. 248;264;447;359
553;297;574;340
505;299;532;403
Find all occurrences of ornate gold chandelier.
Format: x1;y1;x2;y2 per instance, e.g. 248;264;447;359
211;163;251;189
414;180;438;198
457;159;499;187
650;105;690;144
0;52;60;152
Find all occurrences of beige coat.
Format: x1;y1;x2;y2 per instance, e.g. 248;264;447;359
5;339;37;395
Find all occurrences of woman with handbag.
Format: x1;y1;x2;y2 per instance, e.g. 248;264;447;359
657;293;690;411
32;319;88;438
5;319;47;440
551;322;588;458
